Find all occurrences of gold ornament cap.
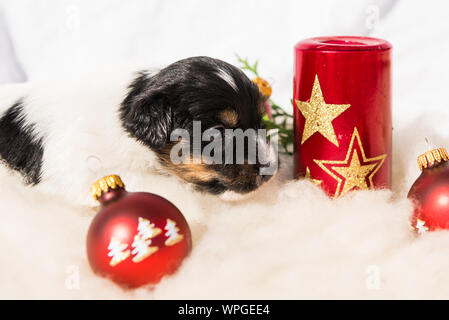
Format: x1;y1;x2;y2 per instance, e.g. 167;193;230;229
252;77;272;99
417;148;449;171
91;175;125;200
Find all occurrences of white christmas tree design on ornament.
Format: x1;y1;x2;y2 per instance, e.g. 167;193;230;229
106;217;185;266
107;237;131;267
164;218;184;246
416;219;429;234
131;217;162;263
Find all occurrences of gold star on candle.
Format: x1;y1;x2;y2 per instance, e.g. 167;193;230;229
314;127;386;197
332;151;376;195
295;75;350;147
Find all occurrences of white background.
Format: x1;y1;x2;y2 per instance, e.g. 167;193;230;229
1;0;447;126
0;0;406;113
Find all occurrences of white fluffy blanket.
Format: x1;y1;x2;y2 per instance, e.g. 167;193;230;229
3;0;449;299
3;112;449;299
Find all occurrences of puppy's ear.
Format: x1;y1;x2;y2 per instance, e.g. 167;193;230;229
120;73;172;150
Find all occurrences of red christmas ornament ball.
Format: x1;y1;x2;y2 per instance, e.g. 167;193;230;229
87;175;192;288
408;148;449;233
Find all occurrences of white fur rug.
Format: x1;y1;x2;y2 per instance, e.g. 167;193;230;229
2;112;449;299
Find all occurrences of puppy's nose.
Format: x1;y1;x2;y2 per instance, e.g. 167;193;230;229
255;172;273;187
261;174;272;182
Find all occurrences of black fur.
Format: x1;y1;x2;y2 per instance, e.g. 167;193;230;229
120;56;263;149
120;71;173;150
120;56;272;194
0;99;44;185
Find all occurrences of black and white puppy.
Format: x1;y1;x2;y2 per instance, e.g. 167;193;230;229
0;56;277;205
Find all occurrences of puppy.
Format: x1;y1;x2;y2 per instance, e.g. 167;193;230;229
0;56;278;205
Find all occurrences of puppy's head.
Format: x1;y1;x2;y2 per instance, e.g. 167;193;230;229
120;56;278;196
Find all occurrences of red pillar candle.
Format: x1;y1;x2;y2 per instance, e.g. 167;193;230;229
293;36;392;197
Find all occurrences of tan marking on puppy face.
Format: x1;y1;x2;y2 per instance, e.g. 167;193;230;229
219;109;239;127
155;142;268;194
172;162;220;183
157;142;225;184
